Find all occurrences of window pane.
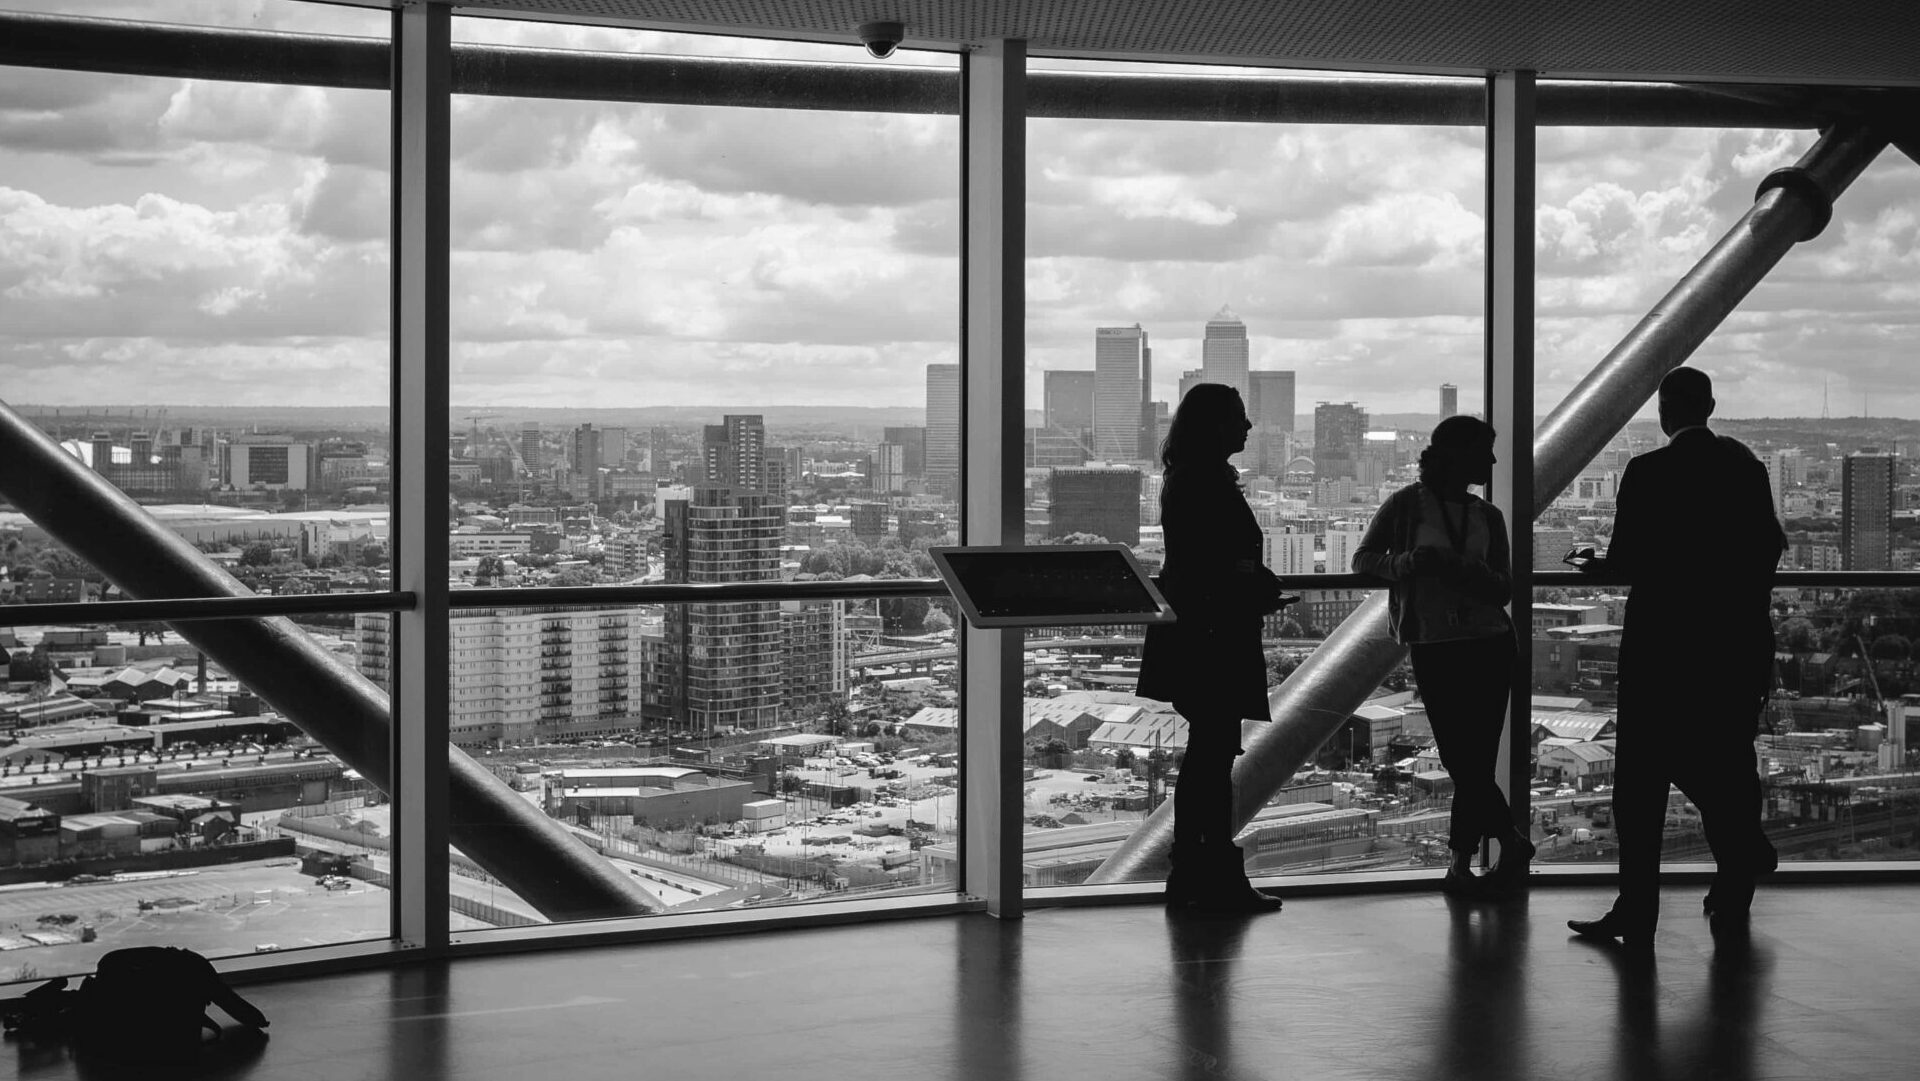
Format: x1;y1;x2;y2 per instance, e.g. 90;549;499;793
1534;103;1918;567
1010;612;1440;884
2;615;389;981
0;3;392;601
1021;66;1484;887
389;598;956;928
447;17;960;594
1527;584;1920;867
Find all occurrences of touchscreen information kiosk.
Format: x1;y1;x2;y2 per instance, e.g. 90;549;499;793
928;544;1176;629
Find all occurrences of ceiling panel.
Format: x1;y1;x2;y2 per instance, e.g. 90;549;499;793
451;0;1920;85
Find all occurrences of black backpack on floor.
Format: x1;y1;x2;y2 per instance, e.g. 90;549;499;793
2;946;269;1065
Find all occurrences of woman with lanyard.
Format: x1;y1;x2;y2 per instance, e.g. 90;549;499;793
1353;415;1531;896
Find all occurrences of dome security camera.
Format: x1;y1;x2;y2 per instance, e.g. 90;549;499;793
858;21;905;59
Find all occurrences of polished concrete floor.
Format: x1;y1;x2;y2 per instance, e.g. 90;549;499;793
8;883;1919;1081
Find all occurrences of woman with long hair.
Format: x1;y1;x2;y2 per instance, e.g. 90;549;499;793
1136;383;1291;914
1353;415;1530;895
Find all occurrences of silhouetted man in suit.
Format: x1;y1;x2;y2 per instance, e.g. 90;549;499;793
1569;367;1785;946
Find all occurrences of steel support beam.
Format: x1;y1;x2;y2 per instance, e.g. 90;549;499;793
1;11;1881;129
959;40;1028;919
1089;122;1889;884
1486;72;1537;867
392;0;454;951
0;400;659;920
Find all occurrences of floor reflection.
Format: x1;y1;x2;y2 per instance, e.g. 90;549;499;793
1435;892;1534;1080
1167;912;1256;1081
954;916;1024;1081
1602;923;1771;1081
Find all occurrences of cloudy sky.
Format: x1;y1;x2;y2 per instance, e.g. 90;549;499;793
2;0;1914;420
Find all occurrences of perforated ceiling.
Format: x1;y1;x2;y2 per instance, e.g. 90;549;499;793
449;0;1920;85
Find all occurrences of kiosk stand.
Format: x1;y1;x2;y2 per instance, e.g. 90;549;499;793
928;544;1176;630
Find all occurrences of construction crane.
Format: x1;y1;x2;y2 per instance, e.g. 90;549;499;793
1855;634;1887;712
460;412;502;456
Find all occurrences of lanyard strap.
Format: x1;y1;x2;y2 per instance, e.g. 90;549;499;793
1432;489;1471;554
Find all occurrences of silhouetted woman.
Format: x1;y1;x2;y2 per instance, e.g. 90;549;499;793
1136;383;1290;914
1354;415;1529;895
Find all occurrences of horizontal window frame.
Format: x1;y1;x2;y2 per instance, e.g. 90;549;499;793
1532;571;1920;589
0;591;416;627
2;10;1888;129
450;578;949;609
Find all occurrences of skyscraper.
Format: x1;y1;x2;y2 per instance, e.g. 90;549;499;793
518;424;542;475
1178;369;1206;403
1094;326;1146;461
1439;383;1458;420
570;423;601;496
1138;332;1156;459
1843;450;1895;570
1044;370;1096;437
1202;306;1250;402
1248;370;1297;477
925;364;959;496
1313;402;1368;481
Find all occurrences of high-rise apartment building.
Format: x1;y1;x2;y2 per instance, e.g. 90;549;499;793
763;445;801;499
925;364;960;497
1758;450;1791;514
1313;402;1368;481
356;607;645;747
703;415;768;493
648;487;785;733
1048;465;1143;545
1262;528;1316;576
1202;306;1250;402
518;425;542;475
599;427;629;468
1248;370;1296;477
1534;527;1576;571
1323;528;1367;577
882;426;926;478
1094;326;1147;461
1843;450;1895;570
780;599;848;723
874;442;910;491
1439;384;1458;419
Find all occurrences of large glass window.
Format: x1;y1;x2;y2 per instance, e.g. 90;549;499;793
1531;88;1920;872
1020;63;1486;886
0;0;398;984
441;14;962;929
0;2;393;602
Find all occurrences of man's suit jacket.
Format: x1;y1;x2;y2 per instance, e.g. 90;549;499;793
1606;426;1786;709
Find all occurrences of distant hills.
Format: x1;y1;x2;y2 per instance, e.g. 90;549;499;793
14;404;1918;450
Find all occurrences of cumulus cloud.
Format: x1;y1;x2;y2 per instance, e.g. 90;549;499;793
0;14;1910;417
